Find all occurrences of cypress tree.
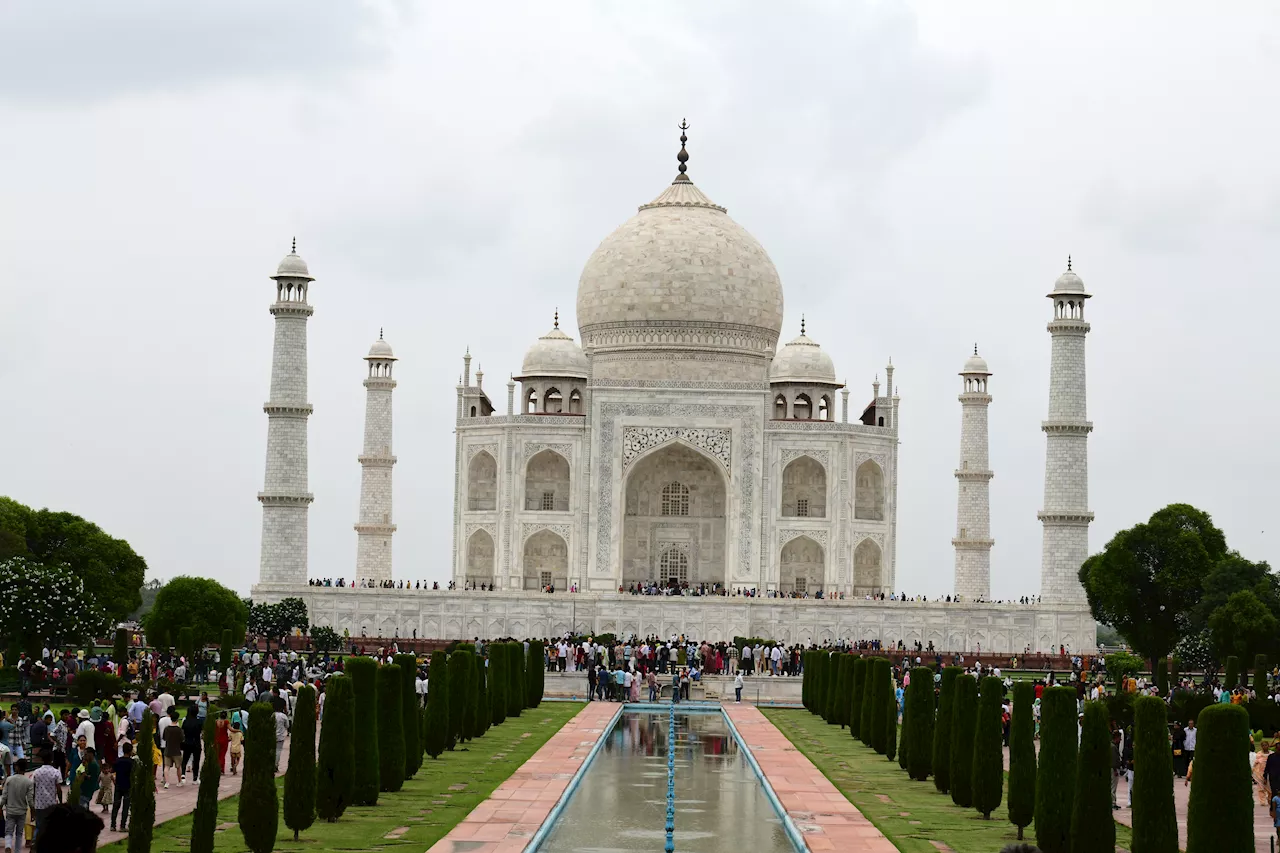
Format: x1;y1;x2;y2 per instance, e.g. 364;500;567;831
284;684;317;840
1034;686;1078;853
474;652;490;737
527;639;545;708
1153;658;1169;698
114;627;128;668
898;700;910;770
1224;654;1240;689
801;651;811;710
835;654;853;727
177;626;195;661
377;664;405;792
1131;694;1177;853
884;668;898;761
860;657;878;747
1186;703;1252;852
826;653;842;724
394;654;421;777
316;675;355;820
905;666;935;781
221;629;234;680
972;676;1005;819
490;645;507;728
1070;701;1115;852
127;711;157;853
811;652;825;718
424;651;449;758
507;642;523;718
462;650;480;741
949;674;978;808
347;656;380;805
190;713;220;853
1254;653;1269;696
869;658;890;754
238;702;279;853
448;649;473;747
933;666;961;793
849;657;865;739
1008;681;1036;839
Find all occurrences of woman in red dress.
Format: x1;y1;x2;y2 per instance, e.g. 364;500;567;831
215;710;231;772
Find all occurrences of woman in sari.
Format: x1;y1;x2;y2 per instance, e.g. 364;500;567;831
1254;742;1272;806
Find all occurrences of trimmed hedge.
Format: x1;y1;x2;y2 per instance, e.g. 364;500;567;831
826;652;842;724
836;654;854;729
127;712;156;853
1071;701;1114;851
394;654;421;777
448;650;473;747
347;657;380;805
905;667;935;781
1008;681;1036;839
424;651;449;759
474;653;490;738
869;658;890;754
527;640;545;708
283;685;317;839
1254;653;1269;697
860;657;878;747
190;713;220;853
949;674;978;808
316;675;355;819
1224;654;1240;690
972;676;1004;819
490;645;507;728
507;642;524;718
1034;686;1078;853
377;664;405;793
850;657;866;740
238;703;279;853
933;666;960;794
1187;703;1252;852
1131;694;1177;853
884;667;898;762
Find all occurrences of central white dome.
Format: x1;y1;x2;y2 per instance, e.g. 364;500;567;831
575;172;784;366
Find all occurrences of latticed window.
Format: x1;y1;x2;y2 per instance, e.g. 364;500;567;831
540;571;552;588
796;499;809;518
541;491;555;511
794;576;807;594
661;482;690;516
660;548;688;584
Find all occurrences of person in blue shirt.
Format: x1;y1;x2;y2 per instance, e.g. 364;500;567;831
895;685;905;721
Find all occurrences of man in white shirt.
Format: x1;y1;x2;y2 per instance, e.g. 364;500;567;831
158;689;176;713
415;674;427;707
75;710;96;751
770;645;782;676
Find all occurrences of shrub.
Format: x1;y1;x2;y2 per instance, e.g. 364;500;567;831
1105;651;1142;686
377;664;405;792
507;642;523;718
424;651;449;759
884;668;898;762
860;658;878;747
1254;653;1269;696
527;639;545;708
1186;703;1252;852
178;626;195;661
448;649;473;747
898;699;910;771
949;674;978;808
869;658;890;754
836;654;854;728
190;713;220;853
933;666;961;794
826;653;842;724
1034;686;1078;853
72;670;124;703
972;676;1005;819
114;628;128;667
474;652;490;737
315;675;355;821
1070;701;1114;852
490;645;507;728
462;650;479;741
128;711;157;853
1224;654;1240;689
284;684;317;839
1153;658;1169;697
1131;694;1177;853
238;703;279;853
905;666;935;782
394;654;421;777
346;657;380;805
850;657;865;740
801;651;812;710
1008;682;1036;839
812;652;827;719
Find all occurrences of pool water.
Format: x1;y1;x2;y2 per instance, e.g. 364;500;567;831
536;710;796;853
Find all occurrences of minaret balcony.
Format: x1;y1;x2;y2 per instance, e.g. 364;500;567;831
363;377;397;390
957;392;992;404
269;302;315;318
951;537;994;549
358;454;397;467
354;522;397;535
1040;421;1093;435
1046;318;1090;334
1036;511;1094;525
953;469;994;481
263;403;314;417
258;492;315;506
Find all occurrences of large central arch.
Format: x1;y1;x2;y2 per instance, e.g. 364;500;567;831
523;529;568;591
621;442;727;589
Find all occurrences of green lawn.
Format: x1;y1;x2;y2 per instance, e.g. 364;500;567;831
99;702;585;853
762;709;1134;853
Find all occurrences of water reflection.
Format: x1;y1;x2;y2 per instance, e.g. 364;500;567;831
537;711;795;853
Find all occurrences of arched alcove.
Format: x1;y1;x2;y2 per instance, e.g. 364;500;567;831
465;529;495;588
780;536;824;594
781;455;826;518
854;460;885;521
525;449;570;511
467;451;497;511
523;529;568;590
793;393;812;420
854;539;882;593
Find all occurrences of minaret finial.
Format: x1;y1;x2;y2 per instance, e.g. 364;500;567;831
291;236;296;254
554;308;559;329
677;118;689;177
1067;254;1072;272
974;343;979;356
379;327;384;340
800;314;806;336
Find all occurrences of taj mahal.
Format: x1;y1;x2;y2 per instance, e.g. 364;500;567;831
252;128;1098;653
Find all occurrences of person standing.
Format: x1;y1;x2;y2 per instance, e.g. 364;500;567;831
161;708;184;788
1171;722;1187;777
734;671;744;703
78;748;100;808
1;759;33;853
215;712;230;773
30;752;62;841
111;742;134;832
74;710;96;754
586;666;597;702
1183;718;1197;771
648;670;659;703
228;719;244;776
181;706;203;782
273;706;290;772
1110;730;1124;809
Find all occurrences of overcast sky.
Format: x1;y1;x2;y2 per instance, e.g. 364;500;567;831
2;2;1277;599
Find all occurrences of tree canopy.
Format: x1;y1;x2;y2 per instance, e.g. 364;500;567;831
0;495;147;624
144;576;248;651
0;556;110;651
248;597;309;644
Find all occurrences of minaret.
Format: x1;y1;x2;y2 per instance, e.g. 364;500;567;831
258;240;314;585
953;346;994;600
355;330;398;582
1038;258;1094;605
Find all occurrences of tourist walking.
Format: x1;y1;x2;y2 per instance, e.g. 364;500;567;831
215;711;230;772
161;708;184;787
111;742;134;832
31;752;61;840
1;759;33;853
1254;743;1272;806
273;705;290;772
181;705;203;782
734;671;744;703
78;748;100;808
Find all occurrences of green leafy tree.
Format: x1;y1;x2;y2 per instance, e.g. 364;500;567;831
898;699;910;770
424;651;449;758
0;557;110;651
490;645;507;728
114;627;128;667
849;657;865;740
474;652;490;738
284;685;317;839
377;665;405;792
859;658;877;747
144;576;247;654
238;703;279;853
1210;590;1278;666
1224;654;1240;689
933;666;960;793
972;676;1004;819
248;597;309;650
1079;503;1227;668
1070;701;1114;852
949;674;978;808
394;654;421;777
448;649;473;747
527;639;545;708
1187;703;1253;851
347;657;380;805
178;626;195;661
1105;651;1143;686
1194;551;1278;634
507;642;524;718
1008;682;1036;838
1131;694;1177;853
190;713;221;853
315;675;355;821
905;666;935;782
312;625;340;654
128;711;157;853
1034;686;1078;853
1153;658;1169;697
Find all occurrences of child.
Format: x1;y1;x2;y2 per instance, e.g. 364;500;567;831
96;754;114;815
228;720;244;775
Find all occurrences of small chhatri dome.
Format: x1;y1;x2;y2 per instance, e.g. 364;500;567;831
272;237;314;281
1050;255;1087;295
516;312;589;380
769;320;839;385
961;344;990;375
366;329;396;360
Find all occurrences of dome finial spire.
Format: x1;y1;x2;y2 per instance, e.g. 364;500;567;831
554;308;559;329
379;327;384;340
974;342;979;356
800;314;806;336
291;236;296;254
676;118;690;179
1067;254;1072;272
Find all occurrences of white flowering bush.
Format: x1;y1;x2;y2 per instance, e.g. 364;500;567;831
0;556;111;649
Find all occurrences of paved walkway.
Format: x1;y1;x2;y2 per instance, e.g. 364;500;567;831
96;740;290;845
724;703;896;852
425;702;619;853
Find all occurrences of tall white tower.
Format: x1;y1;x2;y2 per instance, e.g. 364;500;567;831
354;331;398;582
258;240;314;585
1038;258;1094;604
953;346;994;600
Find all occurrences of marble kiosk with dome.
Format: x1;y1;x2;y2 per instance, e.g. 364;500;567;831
251;130;1097;652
